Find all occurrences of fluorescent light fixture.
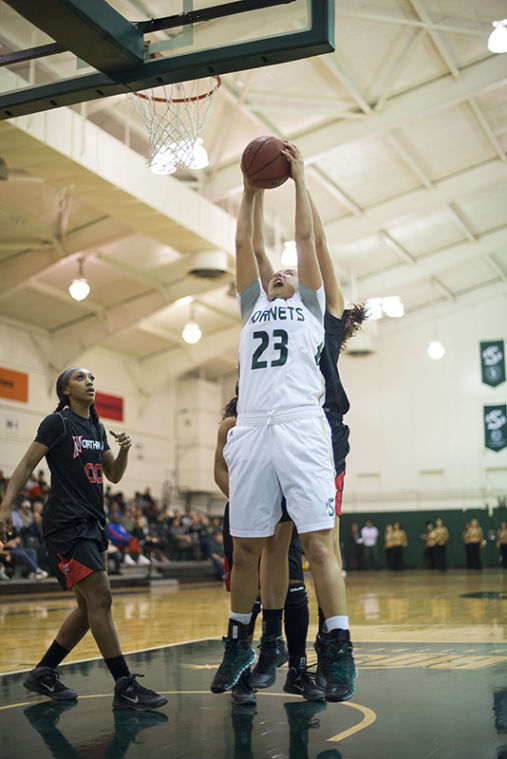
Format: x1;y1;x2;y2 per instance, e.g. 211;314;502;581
488;19;507;53
382;296;405;318
366;298;384;320
281;240;298;266
366;296;404;319
150;145;177;175
175;295;193;308
182;321;202;344
427;340;445;360
185;138;209;170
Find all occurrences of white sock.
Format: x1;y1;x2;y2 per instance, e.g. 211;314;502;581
230;611;252;626
323;615;349;632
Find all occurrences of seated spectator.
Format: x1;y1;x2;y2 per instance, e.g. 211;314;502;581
2;532;48;580
105;513;150;567
25;472;41;501
169;517;199;560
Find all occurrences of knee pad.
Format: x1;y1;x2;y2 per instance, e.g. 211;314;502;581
284;583;308;611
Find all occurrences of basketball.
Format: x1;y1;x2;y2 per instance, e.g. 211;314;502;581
241;135;291;189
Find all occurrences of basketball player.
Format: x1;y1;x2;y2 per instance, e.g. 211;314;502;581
210;143;352;703
250;187;365;700
215;390;324;704
0;367;167;711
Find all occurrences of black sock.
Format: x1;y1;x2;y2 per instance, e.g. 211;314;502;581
104;654;130;681
318;607;325;635
228;618;250;640
262;608;283;638
284;605;309;668
248;598;261;637
37;640;70;669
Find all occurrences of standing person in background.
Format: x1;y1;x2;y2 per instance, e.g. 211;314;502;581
433;518;449;572
465;519;484;570
0;367;167;711
384;525;395;571
391;521;408;572
346;523;363;571
462;522;473;569
421;521;436;569
497;522;507;569
361;519;379;570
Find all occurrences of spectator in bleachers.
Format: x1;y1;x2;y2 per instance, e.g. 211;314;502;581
210;531;225;580
2;531;48;580
17;499;34;529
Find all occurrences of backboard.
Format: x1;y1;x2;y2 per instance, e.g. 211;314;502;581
0;0;334;119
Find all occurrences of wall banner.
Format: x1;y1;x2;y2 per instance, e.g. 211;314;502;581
484;405;507;452
0;367;28;402
94;391;124;422
480;340;505;387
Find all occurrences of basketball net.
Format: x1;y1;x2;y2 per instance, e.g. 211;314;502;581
128;76;221;174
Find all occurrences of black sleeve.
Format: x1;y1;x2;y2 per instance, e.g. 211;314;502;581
34;413;66;450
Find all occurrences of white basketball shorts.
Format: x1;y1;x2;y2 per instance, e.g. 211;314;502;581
224;408;336;538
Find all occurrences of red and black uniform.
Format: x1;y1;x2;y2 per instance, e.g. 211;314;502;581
319;311;350;516
35;408;110;589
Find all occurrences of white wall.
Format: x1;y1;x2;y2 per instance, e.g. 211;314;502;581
2;286;506;514
341;286;507;512
0;317;178;499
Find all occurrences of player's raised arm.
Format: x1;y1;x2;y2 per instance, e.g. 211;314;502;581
282;144;321;292
235;176;262;293
310;195;344;317
252;190;275;294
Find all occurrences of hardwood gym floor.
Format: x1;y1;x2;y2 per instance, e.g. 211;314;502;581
1;569;506;758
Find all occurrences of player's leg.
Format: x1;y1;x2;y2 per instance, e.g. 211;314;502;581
74;568;167;710
23;589;89;701
212;423;282;694
211;536;264;693
299;529;356;702
249;519;292;688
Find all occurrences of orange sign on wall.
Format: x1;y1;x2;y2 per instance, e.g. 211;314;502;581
0;367;28;402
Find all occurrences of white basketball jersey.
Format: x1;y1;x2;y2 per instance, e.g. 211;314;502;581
237;280;325;415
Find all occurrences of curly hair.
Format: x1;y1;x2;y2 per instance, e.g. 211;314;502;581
222;380;239;420
341;304;368;352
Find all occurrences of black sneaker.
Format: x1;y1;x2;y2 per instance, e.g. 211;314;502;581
249;635;288;689
24;700;77;730
112;673;168;711
318;630;357;702
231;668;256;705
211;637;257;693
283;663;325;701
23;666;78;701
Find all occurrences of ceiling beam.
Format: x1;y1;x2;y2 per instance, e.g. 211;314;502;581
206;53;507;199
327;159;507;245
0;216;129;299
358;225;507;296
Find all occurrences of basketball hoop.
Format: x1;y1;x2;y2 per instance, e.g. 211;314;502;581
128;76;221;174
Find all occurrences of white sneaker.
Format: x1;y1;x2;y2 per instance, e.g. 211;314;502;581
342;569;347;579
35;569;48;580
137;554;151;565
0;568;11;581
123;554;136;566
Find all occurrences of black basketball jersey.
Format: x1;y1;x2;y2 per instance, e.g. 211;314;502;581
320;310;350;418
35;408;110;538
